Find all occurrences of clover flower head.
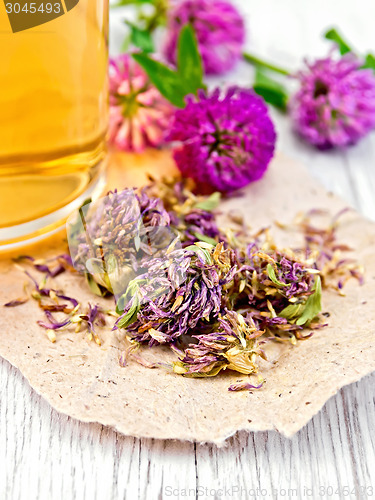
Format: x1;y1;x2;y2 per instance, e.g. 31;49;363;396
164;0;245;75
109;54;174;152
167;87;276;193
289;53;375;149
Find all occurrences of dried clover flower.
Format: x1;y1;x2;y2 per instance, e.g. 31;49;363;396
115;242;237;344
173;311;265;377
68;188;175;297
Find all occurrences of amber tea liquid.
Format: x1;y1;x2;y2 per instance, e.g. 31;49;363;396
0;0;108;248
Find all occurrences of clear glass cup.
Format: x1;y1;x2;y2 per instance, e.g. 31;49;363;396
0;0;109;249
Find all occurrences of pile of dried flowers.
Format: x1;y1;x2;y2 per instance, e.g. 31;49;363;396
6;179;363;391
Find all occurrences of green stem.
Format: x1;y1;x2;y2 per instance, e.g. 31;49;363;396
142;0;168;33
243;52;291;76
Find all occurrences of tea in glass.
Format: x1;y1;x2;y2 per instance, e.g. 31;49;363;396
0;0;109;248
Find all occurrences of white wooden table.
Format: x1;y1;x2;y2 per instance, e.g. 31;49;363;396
2;1;375;498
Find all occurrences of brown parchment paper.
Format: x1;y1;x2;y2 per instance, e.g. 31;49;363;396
1;151;375;445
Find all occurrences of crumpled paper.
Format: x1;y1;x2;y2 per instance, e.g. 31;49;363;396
1;151;375;445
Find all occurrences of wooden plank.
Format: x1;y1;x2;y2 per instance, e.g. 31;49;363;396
2;356;375;499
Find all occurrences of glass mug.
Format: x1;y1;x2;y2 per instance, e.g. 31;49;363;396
0;0;109;249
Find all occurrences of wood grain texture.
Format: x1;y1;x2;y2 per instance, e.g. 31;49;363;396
1;356;375;499
2;0;375;497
